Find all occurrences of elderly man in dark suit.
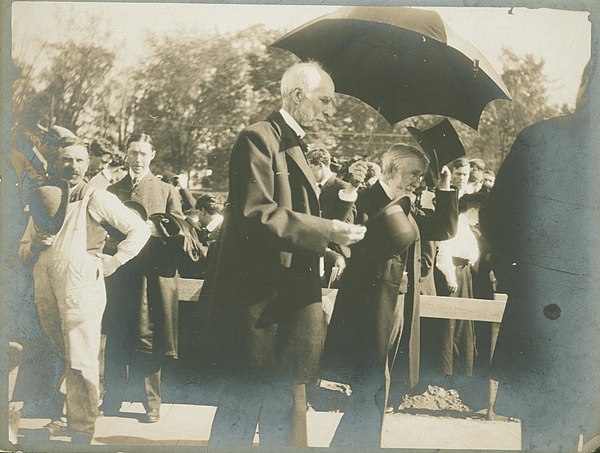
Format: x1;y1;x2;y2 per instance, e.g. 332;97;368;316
200;61;367;448
324;144;458;448
102;133;183;423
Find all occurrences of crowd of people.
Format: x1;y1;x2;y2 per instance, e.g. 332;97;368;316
6;59;598;452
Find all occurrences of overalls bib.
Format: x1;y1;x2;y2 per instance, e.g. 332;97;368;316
33;188;106;435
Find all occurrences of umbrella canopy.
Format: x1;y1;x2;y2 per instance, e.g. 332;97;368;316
273;6;511;130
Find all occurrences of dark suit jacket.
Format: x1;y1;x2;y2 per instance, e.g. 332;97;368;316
325;181;457;387
319;174;354;222
106;172;184;356
200;111;353;383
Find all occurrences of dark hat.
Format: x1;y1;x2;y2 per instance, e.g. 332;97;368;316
27;182;68;234
124;200;148;221
41;125;78;147
407;119;465;185
363;196;417;258
161;170;177;181
149;213;182;238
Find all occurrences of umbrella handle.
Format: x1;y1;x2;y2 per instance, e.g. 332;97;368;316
364;105;382;158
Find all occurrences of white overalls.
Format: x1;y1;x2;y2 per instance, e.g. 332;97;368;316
33;189;106;435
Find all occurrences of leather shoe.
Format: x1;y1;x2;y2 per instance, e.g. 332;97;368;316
145;409;160;423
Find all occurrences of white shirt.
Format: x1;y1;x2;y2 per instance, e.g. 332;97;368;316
379;178;396;200
19;188;150;266
206;213;224;233
279;108;305;139
279;108;357;203
436;213;479;287
129;168;150;185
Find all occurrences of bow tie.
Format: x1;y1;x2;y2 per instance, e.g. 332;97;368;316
296;135;308;153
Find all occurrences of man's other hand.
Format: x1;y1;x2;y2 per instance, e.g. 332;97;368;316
438;166;451;191
97;253;120;277
330;219;366;246
33;232;55;248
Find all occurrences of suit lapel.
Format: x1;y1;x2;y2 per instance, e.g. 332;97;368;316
268;111;319;198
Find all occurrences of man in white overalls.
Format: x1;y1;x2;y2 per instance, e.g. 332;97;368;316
19;139;150;444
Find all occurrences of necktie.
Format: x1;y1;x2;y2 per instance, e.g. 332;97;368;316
297;135;308;154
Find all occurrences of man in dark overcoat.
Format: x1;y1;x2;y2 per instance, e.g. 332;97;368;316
480;62;600;451
102;133;183;423
324;144;458;448
199;62;367;448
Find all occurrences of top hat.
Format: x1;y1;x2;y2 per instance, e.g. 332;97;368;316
27;182;68;235
407;119;465;186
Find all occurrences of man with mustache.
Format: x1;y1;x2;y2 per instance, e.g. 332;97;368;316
18;138;150;444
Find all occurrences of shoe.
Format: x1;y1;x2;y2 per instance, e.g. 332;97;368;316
145;409;160;423
44;419;69;437
98;402;121;417
71;432;93;444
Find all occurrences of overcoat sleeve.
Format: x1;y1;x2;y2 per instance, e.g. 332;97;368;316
230;128;334;255
414;189;458;241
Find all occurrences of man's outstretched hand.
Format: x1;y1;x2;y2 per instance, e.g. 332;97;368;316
330;219;366;246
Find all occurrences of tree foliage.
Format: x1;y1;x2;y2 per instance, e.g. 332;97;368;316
13;24;566;188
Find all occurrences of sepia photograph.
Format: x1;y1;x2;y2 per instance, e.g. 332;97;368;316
2;0;599;451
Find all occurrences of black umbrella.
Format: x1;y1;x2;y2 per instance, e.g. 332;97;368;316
273;6;511;130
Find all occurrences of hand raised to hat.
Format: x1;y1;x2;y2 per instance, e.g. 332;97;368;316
437;165;451;191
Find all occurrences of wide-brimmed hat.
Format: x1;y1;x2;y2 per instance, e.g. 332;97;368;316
363;196;417;257
27;182;68;234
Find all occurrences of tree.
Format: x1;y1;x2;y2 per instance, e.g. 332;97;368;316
38;42;115;134
131;30;261;186
466;48;563;170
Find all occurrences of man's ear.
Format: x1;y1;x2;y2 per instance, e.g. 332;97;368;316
291;87;303;104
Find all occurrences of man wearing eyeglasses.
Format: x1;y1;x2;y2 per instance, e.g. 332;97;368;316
323;143;458;448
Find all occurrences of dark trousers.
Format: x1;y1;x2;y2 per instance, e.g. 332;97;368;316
330;360;391;448
131;352;162;412
101;331;130;410
209;377;308;448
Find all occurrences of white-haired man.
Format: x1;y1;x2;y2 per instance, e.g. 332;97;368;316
324;144;458;448
200;61;367;448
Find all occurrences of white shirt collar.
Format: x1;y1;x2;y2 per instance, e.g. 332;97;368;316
279;108;305;139
206;214;224;233
379;178;396;201
129;168;150;183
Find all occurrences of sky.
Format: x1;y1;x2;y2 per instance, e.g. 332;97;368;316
11;2;591;108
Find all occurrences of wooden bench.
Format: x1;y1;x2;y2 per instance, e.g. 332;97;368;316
178;278;507;362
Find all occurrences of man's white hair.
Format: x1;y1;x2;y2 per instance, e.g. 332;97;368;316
381;144;430;180
280;61;331;101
